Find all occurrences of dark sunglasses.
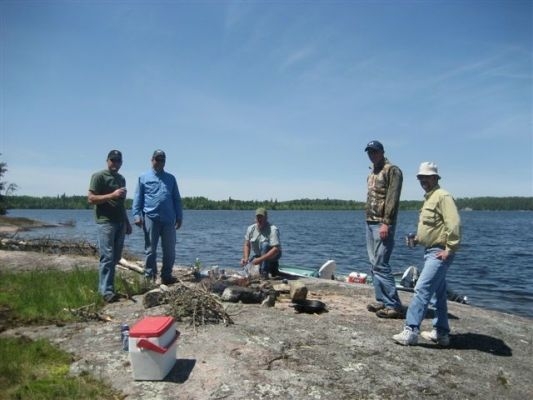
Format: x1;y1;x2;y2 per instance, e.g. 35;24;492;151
110;158;122;163
154;157;166;162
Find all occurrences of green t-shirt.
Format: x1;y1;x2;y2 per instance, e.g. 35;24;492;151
89;169;127;223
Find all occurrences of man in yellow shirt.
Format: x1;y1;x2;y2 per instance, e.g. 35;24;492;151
393;162;461;346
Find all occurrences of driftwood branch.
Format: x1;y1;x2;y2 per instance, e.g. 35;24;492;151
118;258;144;274
0;237;97;256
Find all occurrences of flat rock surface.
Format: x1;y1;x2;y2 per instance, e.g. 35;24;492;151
1;250;532;399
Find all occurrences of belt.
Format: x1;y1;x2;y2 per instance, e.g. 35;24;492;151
426;244;445;250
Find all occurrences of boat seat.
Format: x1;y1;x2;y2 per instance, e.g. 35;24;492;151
318;260;336;280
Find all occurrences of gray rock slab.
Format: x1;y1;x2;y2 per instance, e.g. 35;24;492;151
2;261;532;399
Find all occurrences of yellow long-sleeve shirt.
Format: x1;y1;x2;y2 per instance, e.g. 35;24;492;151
417;186;461;253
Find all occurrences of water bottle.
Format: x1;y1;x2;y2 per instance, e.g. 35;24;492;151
120;323;129;351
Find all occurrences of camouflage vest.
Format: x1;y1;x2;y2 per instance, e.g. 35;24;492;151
366;161;392;222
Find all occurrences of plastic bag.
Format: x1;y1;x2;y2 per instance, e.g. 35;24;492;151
243;262;260;279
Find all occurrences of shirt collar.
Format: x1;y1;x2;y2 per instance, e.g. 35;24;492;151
424;184;440;199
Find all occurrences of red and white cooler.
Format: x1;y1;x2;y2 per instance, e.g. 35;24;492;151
128;316;179;380
347;272;368;284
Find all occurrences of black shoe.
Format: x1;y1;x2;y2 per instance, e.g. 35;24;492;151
103;293;119;303
161;276;178;285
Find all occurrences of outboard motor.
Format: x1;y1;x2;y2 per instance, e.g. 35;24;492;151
400;266;419;288
447;288;469;304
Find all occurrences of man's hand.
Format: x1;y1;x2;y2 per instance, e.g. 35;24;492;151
134;218;143;227
379;223;389;240
113;187;127;199
436;249;451;261
175;220;182;230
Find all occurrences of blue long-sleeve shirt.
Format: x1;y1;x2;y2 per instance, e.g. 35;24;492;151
132;169;183;225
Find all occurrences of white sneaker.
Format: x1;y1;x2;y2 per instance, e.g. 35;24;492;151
392;326;419;346
421;329;450;346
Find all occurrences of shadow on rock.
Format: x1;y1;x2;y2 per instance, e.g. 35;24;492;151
164;359;196;383
450;333;512;356
423;308;459;320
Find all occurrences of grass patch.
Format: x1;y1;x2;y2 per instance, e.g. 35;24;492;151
0;336;124;400
0;268;101;325
0;266;147;399
0;267;145;328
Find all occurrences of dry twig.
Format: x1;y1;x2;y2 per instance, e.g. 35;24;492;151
65;303;111;322
165;281;234;329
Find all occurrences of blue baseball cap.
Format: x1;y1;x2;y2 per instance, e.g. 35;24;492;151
364;140;384;152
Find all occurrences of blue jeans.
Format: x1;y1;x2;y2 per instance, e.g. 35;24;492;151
366;222;402;310
405;248;455;334
250;242;281;277
97;222;126;296
143;217;176;280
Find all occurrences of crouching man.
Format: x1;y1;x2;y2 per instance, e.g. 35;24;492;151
240;208;282;279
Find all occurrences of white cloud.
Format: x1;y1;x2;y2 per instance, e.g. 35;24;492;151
279;46;316;71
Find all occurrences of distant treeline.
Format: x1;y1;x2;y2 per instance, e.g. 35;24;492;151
4;195;533;211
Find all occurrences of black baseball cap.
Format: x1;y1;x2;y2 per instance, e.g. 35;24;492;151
107;150;122;160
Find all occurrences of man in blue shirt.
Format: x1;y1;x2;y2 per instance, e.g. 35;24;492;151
132;150;183;285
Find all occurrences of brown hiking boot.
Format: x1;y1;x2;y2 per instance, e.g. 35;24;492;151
367;302;385;312
376;307;403;319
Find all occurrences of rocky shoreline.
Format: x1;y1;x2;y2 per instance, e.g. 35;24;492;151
1;250;532;399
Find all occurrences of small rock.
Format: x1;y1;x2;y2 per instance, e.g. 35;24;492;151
273;283;291;293
143;289;166;308
261;294;276;307
290;281;308;301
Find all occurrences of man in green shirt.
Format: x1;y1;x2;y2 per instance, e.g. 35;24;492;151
88;150;132;303
393;162;461;346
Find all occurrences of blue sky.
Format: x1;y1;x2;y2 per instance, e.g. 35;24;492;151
1;0;531;201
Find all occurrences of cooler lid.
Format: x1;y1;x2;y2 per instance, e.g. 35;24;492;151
130;316;174;338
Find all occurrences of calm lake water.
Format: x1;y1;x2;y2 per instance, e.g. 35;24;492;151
6;209;533;319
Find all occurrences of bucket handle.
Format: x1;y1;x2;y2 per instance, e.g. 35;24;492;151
136;330;180;354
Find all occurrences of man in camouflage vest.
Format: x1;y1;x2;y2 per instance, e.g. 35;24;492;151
364;140;403;318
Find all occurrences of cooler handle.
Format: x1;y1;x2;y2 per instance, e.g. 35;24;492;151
136;330;180;354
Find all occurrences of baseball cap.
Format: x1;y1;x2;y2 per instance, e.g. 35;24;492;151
107;150;122;161
255;207;267;217
152;150;166;159
364;140;384;152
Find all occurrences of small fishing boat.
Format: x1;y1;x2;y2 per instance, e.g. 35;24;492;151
278;259;337;280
